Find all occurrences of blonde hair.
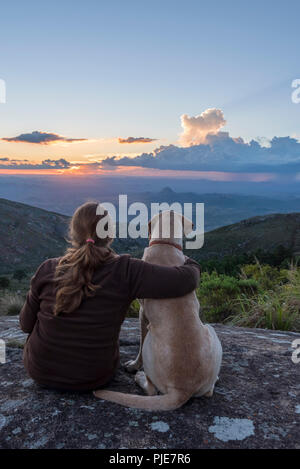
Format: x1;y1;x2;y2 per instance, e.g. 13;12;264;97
54;202;114;315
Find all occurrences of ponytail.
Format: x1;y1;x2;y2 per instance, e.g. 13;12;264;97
53;202;114;315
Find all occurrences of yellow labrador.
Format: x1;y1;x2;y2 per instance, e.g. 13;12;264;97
94;211;222;411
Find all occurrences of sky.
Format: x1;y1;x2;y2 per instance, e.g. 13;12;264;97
1;0;300;183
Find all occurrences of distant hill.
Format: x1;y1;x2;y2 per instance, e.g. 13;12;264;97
0;198;69;275
129;188;300;232
1;178;300;231
189;212;300;261
0;198;299;274
0;199;142;275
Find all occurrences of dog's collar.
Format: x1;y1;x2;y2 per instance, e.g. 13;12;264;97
149;239;183;252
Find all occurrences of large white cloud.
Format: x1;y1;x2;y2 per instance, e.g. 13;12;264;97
179;108;226;146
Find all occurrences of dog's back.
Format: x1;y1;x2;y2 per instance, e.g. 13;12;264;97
142;244;221;396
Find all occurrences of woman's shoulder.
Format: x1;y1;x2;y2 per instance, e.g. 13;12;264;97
34;257;60;276
41;257;60;268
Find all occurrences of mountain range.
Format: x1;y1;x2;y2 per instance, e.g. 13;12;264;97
0;197;299;275
1;176;300;232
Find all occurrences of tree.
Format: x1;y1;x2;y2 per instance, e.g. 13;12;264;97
13;269;27;281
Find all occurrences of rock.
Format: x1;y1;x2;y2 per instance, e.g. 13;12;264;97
208;417;254;442
0;317;299;449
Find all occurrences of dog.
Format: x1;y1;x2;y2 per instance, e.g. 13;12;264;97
94;210;222;411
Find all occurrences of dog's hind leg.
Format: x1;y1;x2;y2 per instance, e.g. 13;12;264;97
204;385;215;397
135;371;158;396
125;303;148;373
194;379;217;398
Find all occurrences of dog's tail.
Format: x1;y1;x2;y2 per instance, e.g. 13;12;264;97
93;389;190;411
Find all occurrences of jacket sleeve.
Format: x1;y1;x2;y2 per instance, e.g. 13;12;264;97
19;262;46;333
126;256;201;300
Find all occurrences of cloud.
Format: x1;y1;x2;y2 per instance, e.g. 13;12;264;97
1;131;87;145
2;109;300;176
179;108;226;146
0;158;71;170
118;136;157;144
101;122;300;174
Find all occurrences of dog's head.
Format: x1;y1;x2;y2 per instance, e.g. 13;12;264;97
148;210;194;240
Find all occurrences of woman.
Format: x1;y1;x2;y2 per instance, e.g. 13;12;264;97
20;202;201;392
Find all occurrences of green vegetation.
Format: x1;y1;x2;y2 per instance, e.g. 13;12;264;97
196;261;300;332
0;292;25;317
6;340;24;349
197;245;294;277
128;241;300;331
126;260;300;331
197;271;258;322
187;212;300;267
127;299;140;318
0;271;29;316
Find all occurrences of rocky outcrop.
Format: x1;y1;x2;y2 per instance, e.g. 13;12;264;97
0;317;299;449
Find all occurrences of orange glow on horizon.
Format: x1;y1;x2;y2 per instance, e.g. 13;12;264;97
0;164;277;182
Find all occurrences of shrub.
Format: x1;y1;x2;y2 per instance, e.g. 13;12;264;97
127;299;140;318
240;263;289;290
229;290;300;331
0;293;24;316
229;265;300;331
197;253;254;277
197;271;258;322
0;276;10;289
124;260;299;332
6;340;24;349
196;246;294;277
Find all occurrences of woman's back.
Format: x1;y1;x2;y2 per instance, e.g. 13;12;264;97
21;255;132;391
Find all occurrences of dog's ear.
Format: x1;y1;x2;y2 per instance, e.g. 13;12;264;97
181;214;194;236
148;212;161;239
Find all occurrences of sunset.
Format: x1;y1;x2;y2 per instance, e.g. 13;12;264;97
0;0;300;454
1;2;300;184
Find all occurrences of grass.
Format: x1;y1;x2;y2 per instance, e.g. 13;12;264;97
228;264;300;331
196;271;258;323
126;262;300;331
6;340;24;349
0;291;25;316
